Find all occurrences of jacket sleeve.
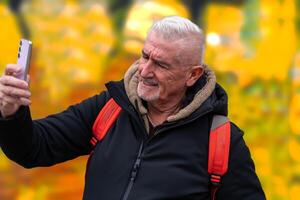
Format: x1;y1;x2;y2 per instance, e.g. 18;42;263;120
217;122;266;200
0;91;110;168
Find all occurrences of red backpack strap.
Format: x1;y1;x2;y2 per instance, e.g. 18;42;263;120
90;98;122;146
208;115;231;200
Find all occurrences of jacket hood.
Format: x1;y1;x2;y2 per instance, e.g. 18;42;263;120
123;60;228;131
208;83;228;116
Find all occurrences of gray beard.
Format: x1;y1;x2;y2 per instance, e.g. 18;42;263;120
137;82;160;102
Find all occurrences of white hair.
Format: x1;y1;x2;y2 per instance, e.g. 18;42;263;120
148;16;205;65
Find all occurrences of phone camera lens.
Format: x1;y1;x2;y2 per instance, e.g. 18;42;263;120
18;53;20;58
20;40;22;45
19;47;21;52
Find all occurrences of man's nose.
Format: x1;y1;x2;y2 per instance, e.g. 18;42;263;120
140;60;154;77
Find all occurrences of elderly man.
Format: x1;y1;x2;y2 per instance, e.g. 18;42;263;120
0;16;265;199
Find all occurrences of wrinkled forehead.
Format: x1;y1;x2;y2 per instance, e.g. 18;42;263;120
143;32;185;62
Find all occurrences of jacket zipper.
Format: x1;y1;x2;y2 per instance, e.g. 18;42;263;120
120;107;213;199
121;140;144;200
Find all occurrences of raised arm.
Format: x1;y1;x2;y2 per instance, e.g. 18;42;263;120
0;64;110;168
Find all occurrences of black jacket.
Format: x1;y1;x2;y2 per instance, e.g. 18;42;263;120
0;80;266;200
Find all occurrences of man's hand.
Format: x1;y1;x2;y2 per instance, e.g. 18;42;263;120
0;64;31;118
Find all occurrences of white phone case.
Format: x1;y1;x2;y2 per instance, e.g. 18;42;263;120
17;39;32;80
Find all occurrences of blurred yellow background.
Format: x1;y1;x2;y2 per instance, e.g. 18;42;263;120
1;0;300;199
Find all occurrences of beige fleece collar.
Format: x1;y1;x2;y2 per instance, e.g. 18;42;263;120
124;60;216;130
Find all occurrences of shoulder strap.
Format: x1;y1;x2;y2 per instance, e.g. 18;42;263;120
90;98;122;146
208;115;231;200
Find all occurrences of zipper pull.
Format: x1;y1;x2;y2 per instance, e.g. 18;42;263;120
130;162;140;181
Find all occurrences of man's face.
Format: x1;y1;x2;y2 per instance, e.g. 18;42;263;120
137;32;191;103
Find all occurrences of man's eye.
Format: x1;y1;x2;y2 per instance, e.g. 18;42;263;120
142;54;149;60
156;62;166;68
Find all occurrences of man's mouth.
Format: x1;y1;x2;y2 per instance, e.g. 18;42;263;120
141;79;158;87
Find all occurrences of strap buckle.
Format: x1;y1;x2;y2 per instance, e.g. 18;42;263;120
90;136;98;146
210;174;222;186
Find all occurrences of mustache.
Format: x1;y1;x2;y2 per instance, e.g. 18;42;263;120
139;77;158;85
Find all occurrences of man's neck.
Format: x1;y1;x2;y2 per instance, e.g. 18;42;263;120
147;95;185;126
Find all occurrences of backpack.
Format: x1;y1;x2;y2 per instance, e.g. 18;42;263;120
90;98;231;200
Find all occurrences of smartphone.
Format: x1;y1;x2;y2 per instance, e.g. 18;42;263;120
16;39;32;80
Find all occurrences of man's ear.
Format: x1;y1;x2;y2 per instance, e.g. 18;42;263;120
186;65;204;87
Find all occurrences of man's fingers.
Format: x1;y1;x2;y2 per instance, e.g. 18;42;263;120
0;84;31;98
1;94;31;106
0;75;28;89
0;89;31;106
5;64;22;76
1;94;19;104
19;97;31;105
